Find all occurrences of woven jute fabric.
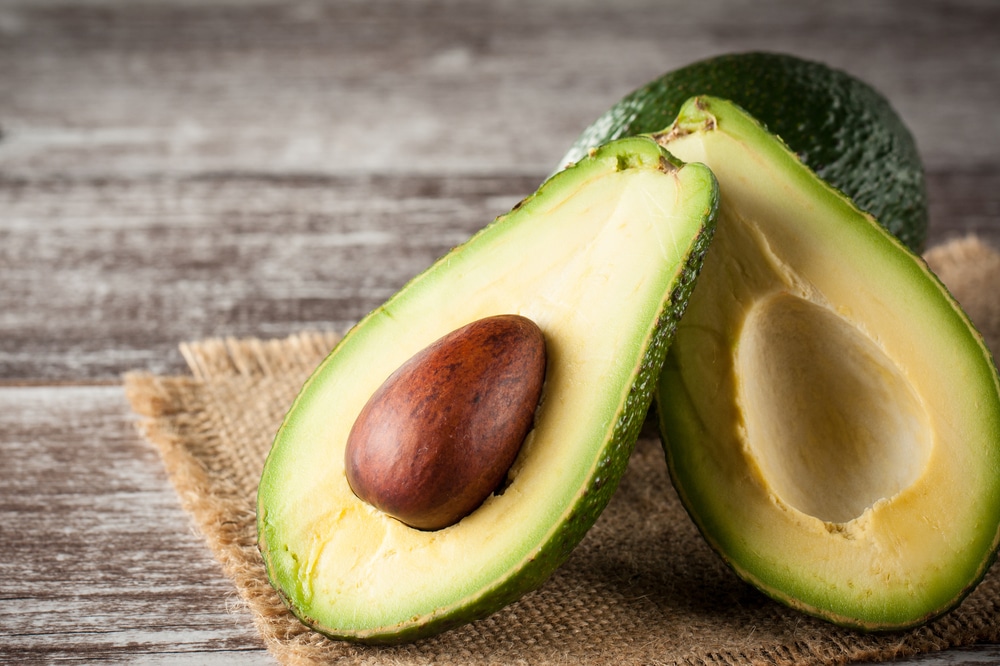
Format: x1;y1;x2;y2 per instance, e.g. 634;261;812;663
125;235;1000;665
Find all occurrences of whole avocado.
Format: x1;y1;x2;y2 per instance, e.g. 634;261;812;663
559;52;928;252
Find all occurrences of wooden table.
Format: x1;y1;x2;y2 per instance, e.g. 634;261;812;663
2;1;998;662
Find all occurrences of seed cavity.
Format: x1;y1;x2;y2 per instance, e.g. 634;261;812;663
736;292;932;524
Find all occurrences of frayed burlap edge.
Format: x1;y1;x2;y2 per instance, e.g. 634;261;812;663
125;332;347;663
125;235;1000;666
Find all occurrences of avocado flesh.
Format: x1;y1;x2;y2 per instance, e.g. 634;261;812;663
656;97;1000;630
257;137;718;643
559;52;928;253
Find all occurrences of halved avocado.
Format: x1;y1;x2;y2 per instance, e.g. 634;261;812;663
257;137;718;643
655;96;1000;630
559;52;928;253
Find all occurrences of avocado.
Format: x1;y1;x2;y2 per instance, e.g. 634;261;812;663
256;136;718;643
559;52;928;253
654;96;1000;630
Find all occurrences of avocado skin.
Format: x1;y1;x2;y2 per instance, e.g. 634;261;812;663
560;52;927;253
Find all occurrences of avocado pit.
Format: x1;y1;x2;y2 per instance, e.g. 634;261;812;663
345;314;547;530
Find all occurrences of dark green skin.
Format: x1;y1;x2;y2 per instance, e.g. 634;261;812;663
560;52;928;253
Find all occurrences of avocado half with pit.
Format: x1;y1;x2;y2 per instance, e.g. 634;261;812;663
559;51;928;253
257;136;718;643
655;96;1000;630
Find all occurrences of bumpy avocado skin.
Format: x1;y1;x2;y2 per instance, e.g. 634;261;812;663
560;52;927;253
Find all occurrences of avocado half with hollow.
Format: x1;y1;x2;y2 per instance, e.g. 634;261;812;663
655;96;1000;630
257;136;718;643
559;51;928;253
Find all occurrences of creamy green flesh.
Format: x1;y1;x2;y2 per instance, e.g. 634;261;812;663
258;138;717;642
657;97;1000;629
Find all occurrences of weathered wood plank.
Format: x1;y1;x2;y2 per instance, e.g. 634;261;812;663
2;169;997;381
0;173;534;380
0;385;269;662
859;645;1000;666
1;0;998;382
0;0;997;178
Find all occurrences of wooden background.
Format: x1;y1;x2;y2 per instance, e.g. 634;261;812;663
2;0;998;663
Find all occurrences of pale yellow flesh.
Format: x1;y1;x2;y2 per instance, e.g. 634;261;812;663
259;162;712;632
661;122;1000;624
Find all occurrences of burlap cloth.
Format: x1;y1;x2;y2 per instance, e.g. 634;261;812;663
125;235;1000;665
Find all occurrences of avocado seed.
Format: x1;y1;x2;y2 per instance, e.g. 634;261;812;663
345;314;547;530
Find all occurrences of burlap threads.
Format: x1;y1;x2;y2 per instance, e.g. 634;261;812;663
125;235;1000;665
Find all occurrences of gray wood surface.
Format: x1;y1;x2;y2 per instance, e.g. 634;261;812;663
2;0;998;663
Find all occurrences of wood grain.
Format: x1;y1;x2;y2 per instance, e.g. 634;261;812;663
0;172;533;380
1;0;998;178
0;385;268;661
1;169;996;381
